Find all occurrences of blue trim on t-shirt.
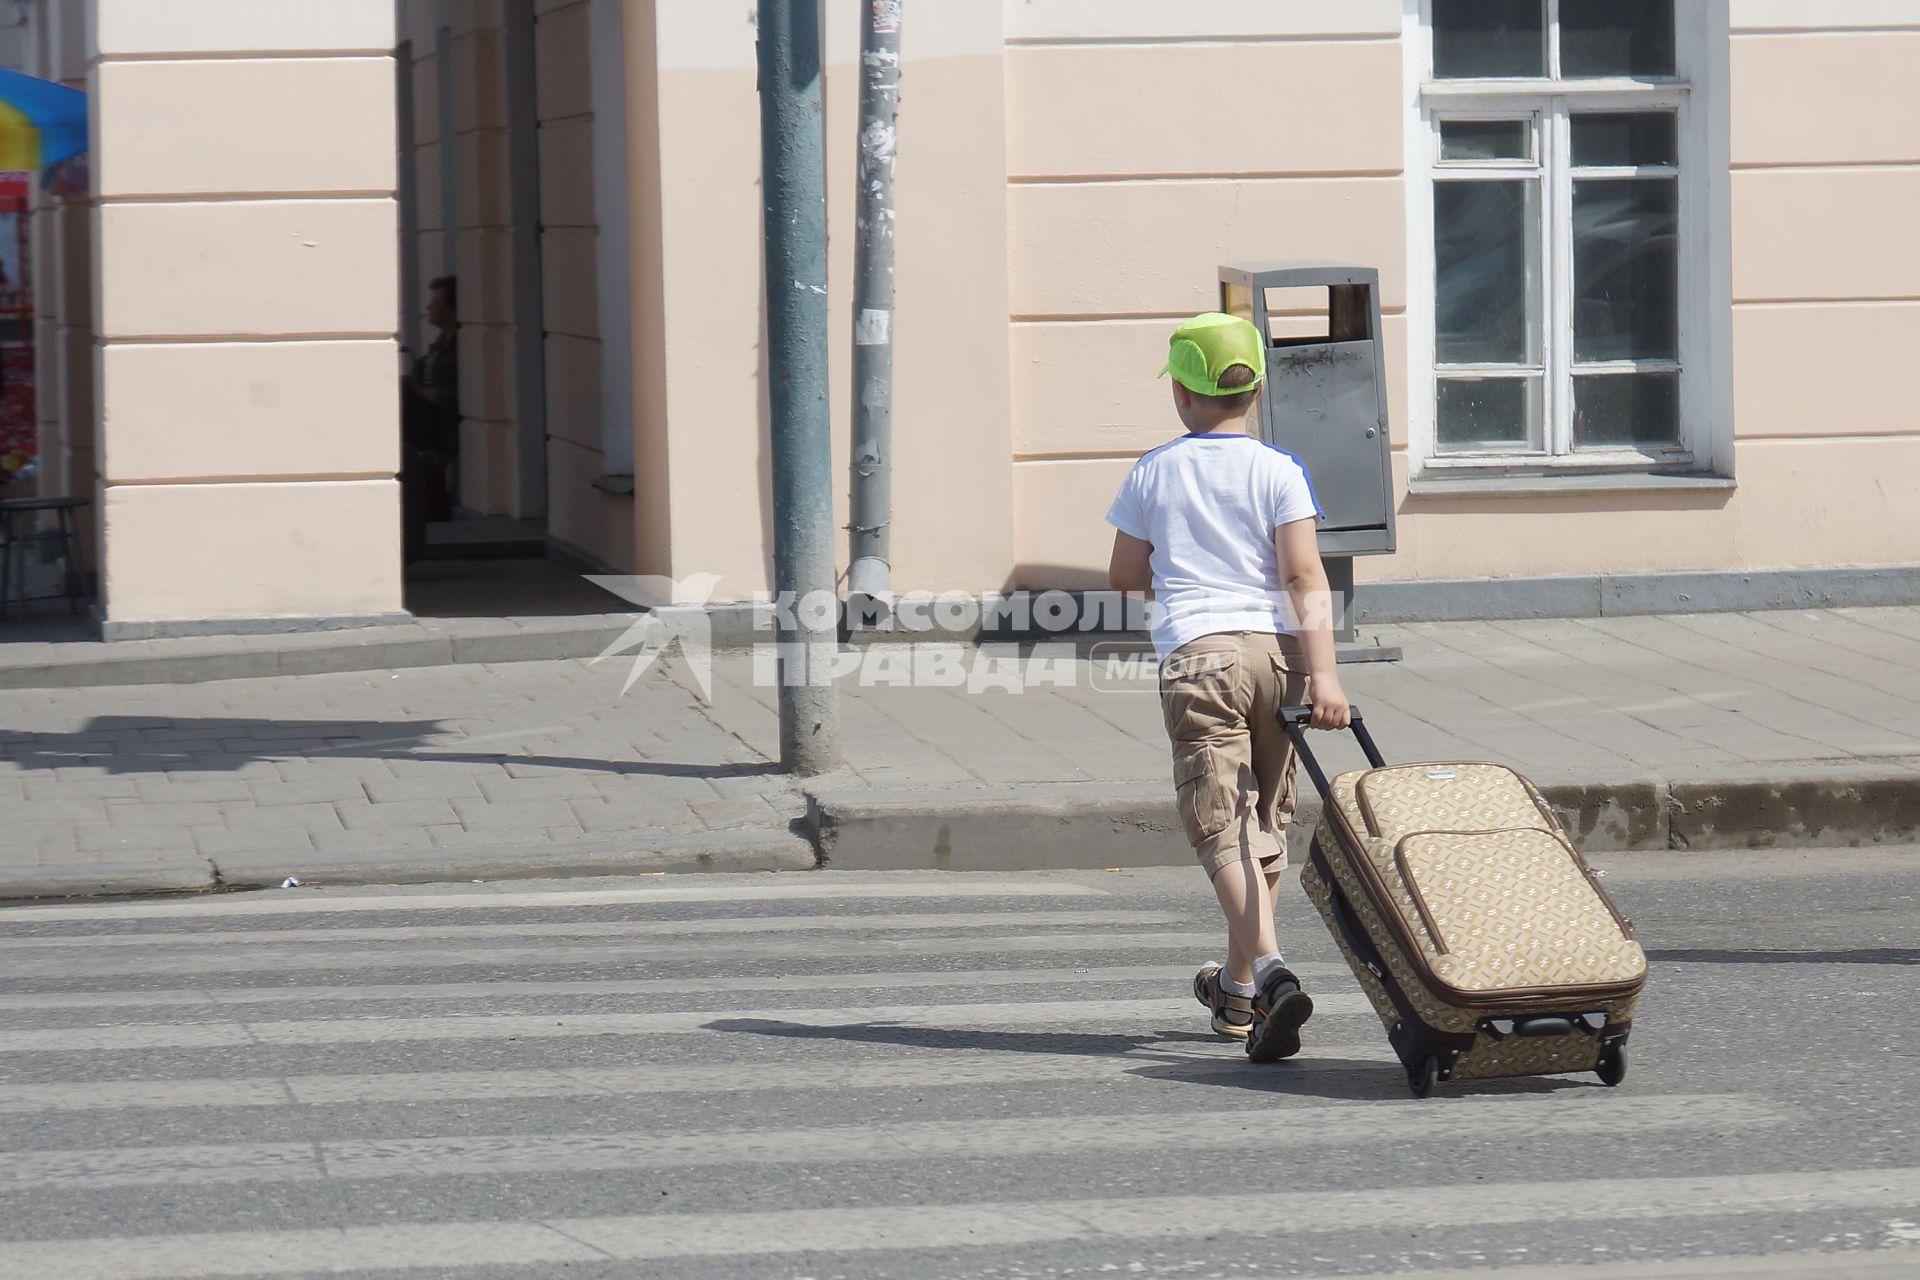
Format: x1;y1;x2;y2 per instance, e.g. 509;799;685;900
1258;440;1326;521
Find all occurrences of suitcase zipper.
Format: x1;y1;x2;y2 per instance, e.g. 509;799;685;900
1348;765;1634;940
1320;803;1647;1010
1390;826;1636;960
1353;762;1563;837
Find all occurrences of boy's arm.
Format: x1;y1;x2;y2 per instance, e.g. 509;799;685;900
1276;517;1351;730
1108;531;1154;596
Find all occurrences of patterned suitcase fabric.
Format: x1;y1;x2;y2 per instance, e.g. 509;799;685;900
1302;761;1646;1090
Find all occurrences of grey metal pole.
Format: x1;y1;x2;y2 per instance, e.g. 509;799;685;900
847;0;900;628
757;0;842;774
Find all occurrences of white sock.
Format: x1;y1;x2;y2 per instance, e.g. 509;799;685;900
1218;969;1256;998
1252;952;1289;988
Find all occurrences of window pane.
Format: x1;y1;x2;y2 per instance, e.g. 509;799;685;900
1437;377;1541;452
1440;118;1533;162
1435;179;1541;364
1572;179;1678;362
1574;372;1681;449
1560;0;1676;77
1432;0;1545;79
1572;112;1678;168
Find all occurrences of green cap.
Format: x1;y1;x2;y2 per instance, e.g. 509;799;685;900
1159;312;1266;397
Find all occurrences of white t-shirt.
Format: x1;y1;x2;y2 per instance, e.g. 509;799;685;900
1105;432;1322;661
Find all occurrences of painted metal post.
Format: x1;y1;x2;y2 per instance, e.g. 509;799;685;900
757;0;842;774
847;0;900;627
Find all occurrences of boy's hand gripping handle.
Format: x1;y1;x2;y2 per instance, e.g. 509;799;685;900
1279;705;1386;801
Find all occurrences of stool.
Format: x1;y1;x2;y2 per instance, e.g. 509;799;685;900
0;495;92;617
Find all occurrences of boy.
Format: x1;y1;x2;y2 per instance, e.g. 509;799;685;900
1105;312;1351;1062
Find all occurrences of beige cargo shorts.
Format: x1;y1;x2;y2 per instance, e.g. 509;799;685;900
1158;630;1310;879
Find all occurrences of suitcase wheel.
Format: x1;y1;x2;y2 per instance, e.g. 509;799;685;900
1596;1045;1628;1087
1409;1056;1440;1098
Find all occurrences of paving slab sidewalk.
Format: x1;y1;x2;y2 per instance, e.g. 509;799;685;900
3;607;1920;898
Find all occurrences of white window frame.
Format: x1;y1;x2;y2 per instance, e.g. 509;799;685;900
1403;0;1733;480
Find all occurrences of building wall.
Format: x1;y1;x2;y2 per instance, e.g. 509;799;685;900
87;0;403;626
823;3;1016;596
628;0;1014;601
1002;0;1920;588
1375;0;1920;584
1718;0;1920;566
39;0;1912;630
533;0;631;571
0;18;29;70
1003;0;1407;587
593;0;1920;601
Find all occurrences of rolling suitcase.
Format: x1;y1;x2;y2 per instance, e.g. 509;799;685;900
1283;706;1648;1097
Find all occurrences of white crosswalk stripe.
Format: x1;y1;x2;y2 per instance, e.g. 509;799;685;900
0;872;1899;1279
4;1170;1919;1280
0;1095;1786;1191
0;877;1105;923
0;908;1184;950
0;994;1378;1054
15;928;1226;980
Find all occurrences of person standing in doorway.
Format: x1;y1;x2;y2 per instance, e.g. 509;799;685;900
402;276;461;565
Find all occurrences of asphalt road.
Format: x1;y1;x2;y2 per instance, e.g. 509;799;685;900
0;847;1916;1279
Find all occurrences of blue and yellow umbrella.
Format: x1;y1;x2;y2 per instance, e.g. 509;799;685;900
0;66;87;172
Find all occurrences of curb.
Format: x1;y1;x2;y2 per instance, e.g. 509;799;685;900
1665;769;1920;850
0;860;222;901
806;785;1193;873
0;831;819;903
808;770;1920;871
6;770;1916;902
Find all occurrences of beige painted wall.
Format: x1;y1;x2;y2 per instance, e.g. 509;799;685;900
43;0;1915;633
1004;2;1405;587
421;0;1920;607
1009;0;1920;587
88;0;403;625
625;0;1015;601
1382;4;1920;583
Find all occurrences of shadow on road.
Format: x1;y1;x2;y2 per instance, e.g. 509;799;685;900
704;1016;1199;1058
705;1017;1595;1102
1648;947;1920;966
1126;1058;1588;1102
0;716;777;780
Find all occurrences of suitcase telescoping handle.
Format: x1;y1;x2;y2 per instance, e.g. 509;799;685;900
1279;705;1386;801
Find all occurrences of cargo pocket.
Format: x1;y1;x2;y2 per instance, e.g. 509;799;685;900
1269;649;1309;704
1159;649;1240;742
1172;748;1235;845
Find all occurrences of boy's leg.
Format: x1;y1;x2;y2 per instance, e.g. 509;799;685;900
1212;856;1281;985
1236;633;1314;1061
1220;857;1288;984
1163;636;1267;1037
1212;839;1310;1061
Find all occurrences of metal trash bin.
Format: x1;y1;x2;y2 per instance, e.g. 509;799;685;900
1222;261;1397;650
